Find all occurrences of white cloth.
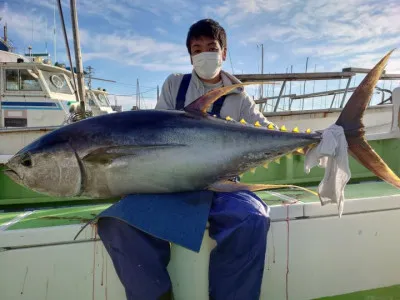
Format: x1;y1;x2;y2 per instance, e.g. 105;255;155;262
304;124;351;217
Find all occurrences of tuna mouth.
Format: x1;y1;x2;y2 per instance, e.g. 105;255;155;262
3;168;22;182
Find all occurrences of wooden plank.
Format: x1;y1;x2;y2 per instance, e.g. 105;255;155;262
291;87;358;100
234;72;356;82
381;74;400;79
254;94;295;104
342;68;400;78
342;67;387;74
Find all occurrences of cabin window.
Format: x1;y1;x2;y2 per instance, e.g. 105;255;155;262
5;69;19;90
97;93;110;107
5;69;42;91
87;92;96;106
41;71;72;94
20;69;42;91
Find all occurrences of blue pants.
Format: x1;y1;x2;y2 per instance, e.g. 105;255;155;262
97;191;270;300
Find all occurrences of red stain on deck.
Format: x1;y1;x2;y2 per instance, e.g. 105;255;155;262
20;267;28;294
101;246;105;286
92;224;98;300
105;256;108;300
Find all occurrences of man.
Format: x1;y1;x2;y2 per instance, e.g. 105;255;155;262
98;19;274;300
156;20;275;127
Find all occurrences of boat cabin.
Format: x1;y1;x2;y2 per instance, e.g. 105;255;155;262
0;51;114;129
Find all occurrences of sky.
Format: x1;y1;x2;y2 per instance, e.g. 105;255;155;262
2;0;400;111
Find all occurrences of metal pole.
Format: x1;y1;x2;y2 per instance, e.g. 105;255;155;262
274;80;286;112
340;77;352;108
312;64;316;109
53;0;57;62
87;66;93;90
70;0;86;115
330;94;336;109
302;57;309;110
56;0;78;103
261;44;264;99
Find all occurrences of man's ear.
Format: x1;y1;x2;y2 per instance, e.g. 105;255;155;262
222;48;227;61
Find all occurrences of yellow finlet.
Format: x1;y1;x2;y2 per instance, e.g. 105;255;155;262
250;168;257;174
268;123;275;130
240;119;247;124
263;162;269;169
287;153;293;159
225;116;233;121
296;148;305;154
274;157;281;164
280;125;287;131
306;128;311;134
254;121;261;127
292;127;299;133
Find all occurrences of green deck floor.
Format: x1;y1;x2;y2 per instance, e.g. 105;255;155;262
318;284;400;299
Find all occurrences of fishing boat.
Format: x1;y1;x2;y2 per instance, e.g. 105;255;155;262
0;49;116;156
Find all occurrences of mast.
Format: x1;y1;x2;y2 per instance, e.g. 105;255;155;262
53;0;57;62
70;0;86;115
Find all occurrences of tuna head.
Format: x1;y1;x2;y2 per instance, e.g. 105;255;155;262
4;142;82;197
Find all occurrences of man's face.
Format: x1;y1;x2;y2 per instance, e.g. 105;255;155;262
189;36;227;63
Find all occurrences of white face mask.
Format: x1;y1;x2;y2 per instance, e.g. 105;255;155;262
192;52;223;80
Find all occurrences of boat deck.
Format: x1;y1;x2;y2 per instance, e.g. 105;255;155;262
1;180;399;231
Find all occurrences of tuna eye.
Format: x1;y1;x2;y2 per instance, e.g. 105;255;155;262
21;156;32;167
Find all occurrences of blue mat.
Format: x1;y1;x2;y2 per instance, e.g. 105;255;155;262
97;191;214;252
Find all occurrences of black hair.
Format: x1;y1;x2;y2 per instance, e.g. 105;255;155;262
186;19;227;55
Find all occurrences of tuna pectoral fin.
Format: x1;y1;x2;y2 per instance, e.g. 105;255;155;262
82;144;186;164
208;180;318;197
348;137;400;188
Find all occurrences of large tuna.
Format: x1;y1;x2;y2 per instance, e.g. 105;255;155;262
4;50;400;198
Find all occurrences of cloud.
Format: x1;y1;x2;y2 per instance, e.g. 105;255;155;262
205;0;399;47
337;52;400;73
4;1;192;73
203;0;295;26
2;4;50;44
293;37;399;58
30;0;196;25
203;0;399;77
80;30;191;73
155;27;168;35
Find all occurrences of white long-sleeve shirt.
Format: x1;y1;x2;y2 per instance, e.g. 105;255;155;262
155;69;275;126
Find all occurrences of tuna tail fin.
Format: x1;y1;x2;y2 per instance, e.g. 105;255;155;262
335;49;400;188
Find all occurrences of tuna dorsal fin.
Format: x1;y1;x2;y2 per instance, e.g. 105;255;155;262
184;81;274;114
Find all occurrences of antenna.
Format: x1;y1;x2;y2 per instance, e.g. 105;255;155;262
136;78;140;109
45;18;48;54
86;65;94;89
257;44;264;99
